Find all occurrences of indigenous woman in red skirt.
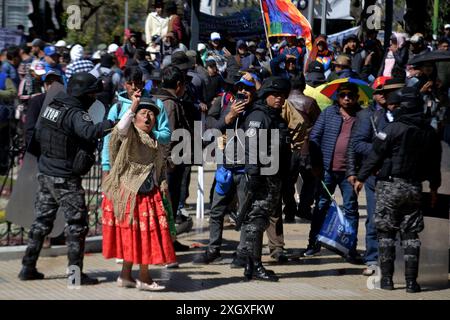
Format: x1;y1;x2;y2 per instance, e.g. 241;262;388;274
102;92;176;291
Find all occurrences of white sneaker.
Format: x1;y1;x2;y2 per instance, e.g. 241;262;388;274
135;279;165;291
116;277;136;288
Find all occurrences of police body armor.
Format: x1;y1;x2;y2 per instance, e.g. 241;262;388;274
37;101;95;176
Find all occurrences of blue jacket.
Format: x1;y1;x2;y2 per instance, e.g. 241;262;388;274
345;102;389;177
101;90;171;171
309;104;361;171
1;61;19;88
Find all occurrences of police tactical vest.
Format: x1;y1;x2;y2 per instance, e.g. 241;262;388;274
37;101;78;166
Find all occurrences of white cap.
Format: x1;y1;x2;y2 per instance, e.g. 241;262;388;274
410;33;424;43
108;43;119;54
54;40;66;47
197;43;206;51
445;24;450;29
92;50;102;60
30;60;46;76
271;43;280;51
70;44;84;61
210;32;221;41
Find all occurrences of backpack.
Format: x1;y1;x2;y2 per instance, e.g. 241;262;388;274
96;70;116;109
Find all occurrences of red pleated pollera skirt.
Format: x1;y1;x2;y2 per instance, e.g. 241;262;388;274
101;188;176;265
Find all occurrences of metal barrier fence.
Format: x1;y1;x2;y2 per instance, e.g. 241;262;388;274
0;152;103;246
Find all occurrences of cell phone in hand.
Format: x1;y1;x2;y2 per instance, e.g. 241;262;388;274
236;92;247;103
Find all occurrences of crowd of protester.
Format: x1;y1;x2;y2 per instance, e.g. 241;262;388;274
2;1;450;292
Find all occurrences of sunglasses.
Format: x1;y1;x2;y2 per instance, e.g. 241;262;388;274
236;84;255;92
338;91;356;99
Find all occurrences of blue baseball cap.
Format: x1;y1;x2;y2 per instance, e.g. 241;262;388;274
44;46;58;57
235;73;258;87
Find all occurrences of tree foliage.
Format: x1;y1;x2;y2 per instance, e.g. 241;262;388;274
65;0;149;50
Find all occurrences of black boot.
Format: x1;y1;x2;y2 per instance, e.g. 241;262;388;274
403;235;421;293
380;277;394;290
18;266;44;281
20;230;46;280
253;262;279;282
244;256;254;281
378;235;396;291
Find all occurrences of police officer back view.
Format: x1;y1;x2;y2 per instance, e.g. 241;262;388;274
355;87;442;293
241;77;291;282
19;72;115;285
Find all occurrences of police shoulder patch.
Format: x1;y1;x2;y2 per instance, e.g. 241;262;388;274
82;113;92;122
249;121;261;128
246;127;257;137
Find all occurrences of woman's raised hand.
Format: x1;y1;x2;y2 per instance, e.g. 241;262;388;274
130;89;142;113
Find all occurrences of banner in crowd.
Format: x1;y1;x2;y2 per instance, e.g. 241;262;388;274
199;9;265;42
0;28;22;50
261;0;312;50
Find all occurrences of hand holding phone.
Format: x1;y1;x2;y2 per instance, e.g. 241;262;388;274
235;92;247;104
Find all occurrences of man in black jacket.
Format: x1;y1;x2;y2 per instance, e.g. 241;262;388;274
346;77;404;276
240;76;291;282
354;87;442;293
19;72;115;284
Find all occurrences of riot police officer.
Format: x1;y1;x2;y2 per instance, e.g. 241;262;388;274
19;72;115;285
241;77;291;282
355;87;442;293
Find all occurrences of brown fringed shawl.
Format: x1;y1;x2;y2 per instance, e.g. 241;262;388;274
103;124;166;222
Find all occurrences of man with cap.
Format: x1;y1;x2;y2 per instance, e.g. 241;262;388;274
194;72;260;266
444;24;450;43
43;46;66;85
304;82;363;263
327;54;360;82
346;77;404;276
239;76;292;281
270;50;301;80
354;87;442;293
30;38;46;61
208;32;230;74
305;61;326;88
254;46;270;72
409;33;429;57
66;44;94;80
19;72;116;284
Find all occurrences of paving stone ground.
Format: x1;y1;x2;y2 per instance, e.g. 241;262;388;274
1;155;449;300
0;216;449;300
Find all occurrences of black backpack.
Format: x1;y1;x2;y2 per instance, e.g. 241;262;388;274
96;70;116;109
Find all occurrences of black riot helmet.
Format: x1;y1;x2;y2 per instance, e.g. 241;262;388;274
67;72;103;98
257;76;291;99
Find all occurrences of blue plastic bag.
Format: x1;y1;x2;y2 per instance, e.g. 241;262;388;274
317;200;357;257
215;166;233;195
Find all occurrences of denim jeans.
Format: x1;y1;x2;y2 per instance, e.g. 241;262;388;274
364;175;378;265
308;170;359;253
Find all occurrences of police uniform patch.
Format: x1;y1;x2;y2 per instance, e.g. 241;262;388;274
249;121;261;128
246;128;257;137
82;113;92;122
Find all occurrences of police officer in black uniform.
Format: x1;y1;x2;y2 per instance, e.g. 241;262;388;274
241;77;291;282
355;87;442;293
19;72;115;285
